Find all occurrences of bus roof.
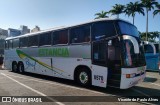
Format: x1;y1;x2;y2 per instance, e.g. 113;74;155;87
5;18;131;40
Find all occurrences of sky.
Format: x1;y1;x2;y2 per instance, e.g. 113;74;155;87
0;0;159;33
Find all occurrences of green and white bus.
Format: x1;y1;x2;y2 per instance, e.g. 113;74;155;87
4;18;146;89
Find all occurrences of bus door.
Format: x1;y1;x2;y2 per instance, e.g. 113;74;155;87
91;41;108;88
92;38;122;88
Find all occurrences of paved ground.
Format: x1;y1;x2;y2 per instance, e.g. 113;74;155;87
0;70;160;105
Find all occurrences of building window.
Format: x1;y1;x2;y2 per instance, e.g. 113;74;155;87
70;25;90;43
39;32;52;46
28;35;38;47
20;37;28;48
52;29;68;45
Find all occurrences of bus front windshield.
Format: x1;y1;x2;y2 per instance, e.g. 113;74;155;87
123;40;146;67
118;21;139;38
118;21;146;67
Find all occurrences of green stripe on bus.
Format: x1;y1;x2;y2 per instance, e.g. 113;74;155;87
16;50;66;76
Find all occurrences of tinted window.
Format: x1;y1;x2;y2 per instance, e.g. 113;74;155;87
0;39;4;50
118;21;139;37
144;45;153;53
28;35;38;47
52;29;68;45
123;40;135;66
92;42;107;66
0;49;3;55
5;41;8;49
13;38;19;48
92;22;116;40
20;37;28;47
122;40;146;67
39;32;52;46
70;25;90;43
8;40;12;49
154;44;159;53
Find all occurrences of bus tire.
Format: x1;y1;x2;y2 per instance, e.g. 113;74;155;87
18;62;25;73
76;68;91;87
12;62;18;72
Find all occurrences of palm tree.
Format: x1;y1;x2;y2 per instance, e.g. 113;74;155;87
140;32;146;41
140;31;159;42
125;1;145;25
153;4;160;16
150;31;159;42
95;11;109;19
109;4;125;18
141;0;158;41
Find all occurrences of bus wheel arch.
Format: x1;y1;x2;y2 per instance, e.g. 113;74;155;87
18;61;25;73
12;61;18;72
74;65;92;86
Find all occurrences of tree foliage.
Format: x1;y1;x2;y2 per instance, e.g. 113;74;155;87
125;1;145;24
140;31;160;42
95;11;109;19
153;4;160;16
140;0;158;41
109;4;125;18
94;1;160;42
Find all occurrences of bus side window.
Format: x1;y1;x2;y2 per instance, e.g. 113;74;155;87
70;25;90;43
154;44;159;53
28;35;39;47
52;30;68;45
20;37;28;48
92;42;107;66
92;22;116;41
5;41;8;49
8;40;12;49
39;32;51;46
13;38;19;49
144;45;154;53
108;41;115;61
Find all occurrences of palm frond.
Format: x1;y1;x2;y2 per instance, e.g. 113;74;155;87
109;4;125;17
94;11;109;19
153;10;160;16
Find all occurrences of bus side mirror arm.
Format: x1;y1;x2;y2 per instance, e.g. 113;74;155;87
123;35;139;54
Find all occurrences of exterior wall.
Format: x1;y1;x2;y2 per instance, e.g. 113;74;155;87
8;26;30;37
20;25;30;35
31;26;40;33
8;28;21;37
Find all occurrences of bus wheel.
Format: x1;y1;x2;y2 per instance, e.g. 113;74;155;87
18;62;24;73
77;68;91;87
12;62;18;72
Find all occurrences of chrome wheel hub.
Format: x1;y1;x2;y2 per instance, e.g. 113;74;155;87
79;72;88;84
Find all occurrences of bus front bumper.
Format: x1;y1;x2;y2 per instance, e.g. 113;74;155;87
120;67;146;89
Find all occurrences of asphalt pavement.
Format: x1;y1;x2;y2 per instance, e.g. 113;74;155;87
0;70;160;105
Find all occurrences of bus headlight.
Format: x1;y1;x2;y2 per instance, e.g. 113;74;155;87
126;73;136;78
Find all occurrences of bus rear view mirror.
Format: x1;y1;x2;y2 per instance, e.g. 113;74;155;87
108;40;112;45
